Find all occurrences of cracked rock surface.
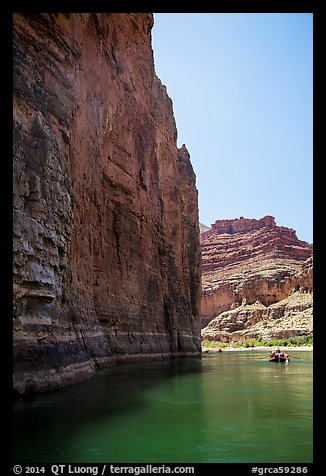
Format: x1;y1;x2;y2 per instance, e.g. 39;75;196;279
13;13;201;394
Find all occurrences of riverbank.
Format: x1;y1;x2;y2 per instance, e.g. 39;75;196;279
202;346;313;353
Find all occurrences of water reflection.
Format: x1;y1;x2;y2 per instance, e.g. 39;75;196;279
13;352;312;463
199;351;312;462
14;357;204;463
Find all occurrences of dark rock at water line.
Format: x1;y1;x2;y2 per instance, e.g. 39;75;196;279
13;13;201;395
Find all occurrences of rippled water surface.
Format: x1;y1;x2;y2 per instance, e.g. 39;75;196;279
13;351;313;463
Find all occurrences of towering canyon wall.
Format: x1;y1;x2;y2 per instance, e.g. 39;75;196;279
13;13;201;395
200;216;313;341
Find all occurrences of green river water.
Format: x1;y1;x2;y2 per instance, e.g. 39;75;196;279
13;351;313;463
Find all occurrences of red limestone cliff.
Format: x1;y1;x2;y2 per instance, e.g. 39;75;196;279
13;13;201;395
200;216;313;342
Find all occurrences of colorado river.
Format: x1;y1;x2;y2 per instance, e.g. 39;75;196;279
13;351;313;463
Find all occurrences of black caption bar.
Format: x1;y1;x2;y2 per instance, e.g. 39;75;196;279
10;463;315;476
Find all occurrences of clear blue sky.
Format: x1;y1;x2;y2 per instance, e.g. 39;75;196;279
152;13;313;243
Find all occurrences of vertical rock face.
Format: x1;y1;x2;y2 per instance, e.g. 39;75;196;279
13;13;201;395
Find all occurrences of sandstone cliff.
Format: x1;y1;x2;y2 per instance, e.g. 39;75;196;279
13;13;201;395
200;216;313;342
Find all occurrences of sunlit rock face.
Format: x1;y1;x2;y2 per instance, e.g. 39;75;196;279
13;13;201;395
200;216;313;341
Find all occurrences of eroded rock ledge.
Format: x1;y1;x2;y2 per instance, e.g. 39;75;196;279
13;13;201;395
200;216;312;342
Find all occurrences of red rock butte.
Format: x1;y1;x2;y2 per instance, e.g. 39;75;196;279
201;216;312;276
209;215;276;235
200;216;313;335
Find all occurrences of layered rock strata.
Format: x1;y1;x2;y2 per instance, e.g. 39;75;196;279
200;216;313;341
202;285;313;342
13;13;201;395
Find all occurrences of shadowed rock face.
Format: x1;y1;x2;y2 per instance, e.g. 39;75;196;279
13;13;201;395
200;216;313;341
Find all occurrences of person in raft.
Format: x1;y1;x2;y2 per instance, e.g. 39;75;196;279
275;347;285;357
